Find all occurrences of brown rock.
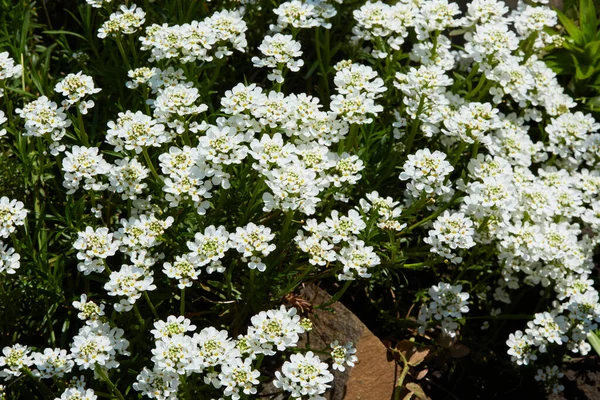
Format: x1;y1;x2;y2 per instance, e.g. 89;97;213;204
300;284;397;400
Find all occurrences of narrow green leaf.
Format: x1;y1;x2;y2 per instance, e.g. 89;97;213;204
580;0;598;42
42;30;87;41
588;331;600;356
572;53;595;79
583;40;600;65
556;9;585;46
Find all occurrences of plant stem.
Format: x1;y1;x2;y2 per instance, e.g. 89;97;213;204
133;303;145;327
142;147;162;184
23;367;54;399
180;287;185;316
314;27;330;99
76;109;89;146
315;280;352;309
95;365;126;400
143;291;160;320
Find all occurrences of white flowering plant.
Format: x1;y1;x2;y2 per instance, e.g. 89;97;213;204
0;0;599;398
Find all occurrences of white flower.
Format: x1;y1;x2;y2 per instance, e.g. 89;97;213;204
197;125;250;166
0;197;27;239
419;282;470;337
295;229;337;267
126;67;157;89
0;344;32;380
163;254;201;289
0;241;20;274
359;191;405;231
15;96;71;154
230;223;276;272
151;316;196;340
252;34;304;83
330;92;383;124
133;367;180;399
324;209;366;244
56;386;97;400
98;4;146;39
70;320;129;370
151;335;197;375
32;348;74;379
506;330;537;365
62;146;111;194
330;341;358;371
0;52;21;81
73;226;119;275
272;0;336;31
107;157;149;200
337;239;380;280
262;162;323;215
334;63;387;99
216;357;260;400
192;327;238;370
72;294;105;322
104;265;157;312
106;110;169;153
273;351;333;398
139;10;247;63
399;149;454;198
115;213;173;252
424;211;476;264
150;83;208;120
246;305;304;355
186;225;231;268
54;72;101;110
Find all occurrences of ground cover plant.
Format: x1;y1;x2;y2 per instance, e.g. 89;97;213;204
0;0;600;398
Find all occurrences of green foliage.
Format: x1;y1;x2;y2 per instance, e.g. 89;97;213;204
545;0;600;115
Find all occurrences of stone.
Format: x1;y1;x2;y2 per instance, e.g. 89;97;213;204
299;284;397;400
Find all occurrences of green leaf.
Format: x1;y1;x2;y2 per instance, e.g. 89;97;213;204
580;0;598;42
588;95;600;108
42;30;87;41
588;331;600;356
572;53;596;79
556;9;585;46
544;50;577;75
584;41;600;64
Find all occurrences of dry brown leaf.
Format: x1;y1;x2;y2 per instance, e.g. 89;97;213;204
406;383;427;399
449;343;471;358
408;347;431;366
416;368;429;380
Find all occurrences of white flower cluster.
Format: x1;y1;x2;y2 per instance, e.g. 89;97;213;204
359;191;406;231
106;110;169;153
330;61;385;124
128;306;352;400
104;264;157;312
15;96;72;155
73;226;119;274
140;10;247;63
399;148;454;199
418;282;470;337
252;34;304;83
230;223;276;272
424;211;476;264
54;72;101;114
272;0;337;31
98;4;146;39
273;351;334;399
0;52;22;98
62;146;111;194
295;208;382;280
330;340;358;371
70;320;130;370
0;197;26;275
